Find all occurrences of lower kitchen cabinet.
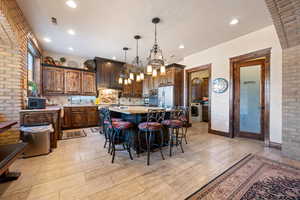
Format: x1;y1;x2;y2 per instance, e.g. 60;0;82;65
62;106;99;129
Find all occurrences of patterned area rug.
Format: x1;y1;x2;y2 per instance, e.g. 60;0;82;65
61;129;87;140
186;154;300;200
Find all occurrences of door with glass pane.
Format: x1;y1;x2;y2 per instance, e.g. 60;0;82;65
234;59;265;140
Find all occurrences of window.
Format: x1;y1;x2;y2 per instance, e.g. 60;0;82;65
27;50;35;82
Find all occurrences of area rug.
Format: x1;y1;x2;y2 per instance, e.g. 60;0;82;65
186;154;300;200
61;129;87;140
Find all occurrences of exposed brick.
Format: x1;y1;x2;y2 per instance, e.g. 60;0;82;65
0;0;42;144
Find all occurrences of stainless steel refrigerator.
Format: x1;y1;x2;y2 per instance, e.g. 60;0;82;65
158;86;174;108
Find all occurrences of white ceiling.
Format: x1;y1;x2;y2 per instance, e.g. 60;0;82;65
17;0;273;63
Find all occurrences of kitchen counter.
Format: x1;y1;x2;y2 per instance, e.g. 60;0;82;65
20;106;62;112
109;106;167;114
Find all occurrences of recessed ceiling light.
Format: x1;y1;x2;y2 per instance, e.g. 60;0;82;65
68;47;74;51
44;37;51;43
230;18;239;25
112;56;116;60
179;44;185;49
66;0;77;8
67;29;75;35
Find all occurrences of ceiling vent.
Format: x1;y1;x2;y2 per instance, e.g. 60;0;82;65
51;17;57;25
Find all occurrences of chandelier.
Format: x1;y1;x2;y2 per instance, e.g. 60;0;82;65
147;17;166;77
131;35;144;82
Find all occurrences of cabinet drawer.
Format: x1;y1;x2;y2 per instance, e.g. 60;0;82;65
22;113;53;125
71;107;86;112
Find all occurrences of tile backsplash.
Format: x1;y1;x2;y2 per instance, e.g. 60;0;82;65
46;96;96;105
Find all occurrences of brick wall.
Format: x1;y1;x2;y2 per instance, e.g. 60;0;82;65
0;0;41;144
265;0;300;160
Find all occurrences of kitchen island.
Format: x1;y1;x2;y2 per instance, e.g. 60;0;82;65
108;106;173;152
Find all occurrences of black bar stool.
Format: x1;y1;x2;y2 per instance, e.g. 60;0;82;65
105;109;134;163
162;108;185;156
177;106;189;144
101;108;123;150
137;109;165;166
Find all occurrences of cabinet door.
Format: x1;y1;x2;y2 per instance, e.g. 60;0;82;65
143;77;149;97
71;111;87;128
62;108;71;129
82;72;96;95
134;81;143;97
65;70;82;94
87;107;99;127
43;67;64;95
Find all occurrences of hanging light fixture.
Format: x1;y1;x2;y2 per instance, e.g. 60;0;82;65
132;35;144;81
128;78;132;84
147;17;166;76
119;47;130;84
124;79;128;85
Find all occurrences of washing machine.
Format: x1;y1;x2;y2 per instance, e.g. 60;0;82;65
190;103;202;122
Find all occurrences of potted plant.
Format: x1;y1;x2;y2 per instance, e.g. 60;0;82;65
28;81;38;97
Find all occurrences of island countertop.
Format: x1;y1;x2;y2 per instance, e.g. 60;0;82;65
108;106;171;114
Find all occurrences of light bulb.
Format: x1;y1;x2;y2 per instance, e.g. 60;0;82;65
152;69;157;77
129;73;134;80
124;79;128;85
128;79;132;84
118;77;123;84
147;65;152;75
160;65;166;75
140;72;144;80
136;75;141;82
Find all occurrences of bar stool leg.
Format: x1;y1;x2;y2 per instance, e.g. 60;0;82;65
169;128;173;157
159;129;165;160
137;130;142;157
147;132;152;166
180;127;184;153
111;131;116;163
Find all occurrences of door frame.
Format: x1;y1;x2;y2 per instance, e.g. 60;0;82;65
229;48;271;146
186;64;212;131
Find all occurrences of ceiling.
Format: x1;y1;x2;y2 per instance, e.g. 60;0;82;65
17;0;273;63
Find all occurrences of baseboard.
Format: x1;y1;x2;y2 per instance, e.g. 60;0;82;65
209;128;228;137
269;142;282;150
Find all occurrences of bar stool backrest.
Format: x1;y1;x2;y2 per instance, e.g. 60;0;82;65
177;106;189;122
147;109;166;123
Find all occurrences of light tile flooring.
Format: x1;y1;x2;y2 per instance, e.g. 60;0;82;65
0;123;298;200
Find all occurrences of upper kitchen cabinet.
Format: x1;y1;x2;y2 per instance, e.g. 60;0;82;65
42;64;96;96
42;67;64;95
65;69;82;95
82;72;97;95
94;57;124;90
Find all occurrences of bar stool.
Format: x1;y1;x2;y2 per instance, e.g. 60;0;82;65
162;108;185;156
178;106;189;144
105;109;134;163
101;108;123;150
137;109;165;166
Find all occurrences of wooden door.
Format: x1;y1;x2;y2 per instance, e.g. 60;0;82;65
233;59;266;140
62;107;71;129
65;69;81;94
82;72;96;95
42;67;64;95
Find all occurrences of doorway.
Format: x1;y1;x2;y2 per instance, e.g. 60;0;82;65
229;48;271;145
186;64;211;131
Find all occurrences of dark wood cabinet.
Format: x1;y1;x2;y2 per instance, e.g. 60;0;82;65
122;80;143;98
82;72;96;95
142;64;184;105
95;57;123;90
65;69;82;95
62;106;99;129
42;67;64;95
42;64;96;96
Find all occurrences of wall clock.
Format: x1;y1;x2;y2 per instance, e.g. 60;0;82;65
212;78;228;93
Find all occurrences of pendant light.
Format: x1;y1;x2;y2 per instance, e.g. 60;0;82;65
148;17;166;76
132;35;144;81
119;47;130;84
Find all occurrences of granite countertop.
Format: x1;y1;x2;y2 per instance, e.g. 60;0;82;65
62;104;98;108
109;106;170;114
20;106;62;112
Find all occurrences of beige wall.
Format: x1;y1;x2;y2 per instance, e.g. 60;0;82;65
181;25;282;143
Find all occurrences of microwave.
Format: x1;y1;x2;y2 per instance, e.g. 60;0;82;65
28;97;46;109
